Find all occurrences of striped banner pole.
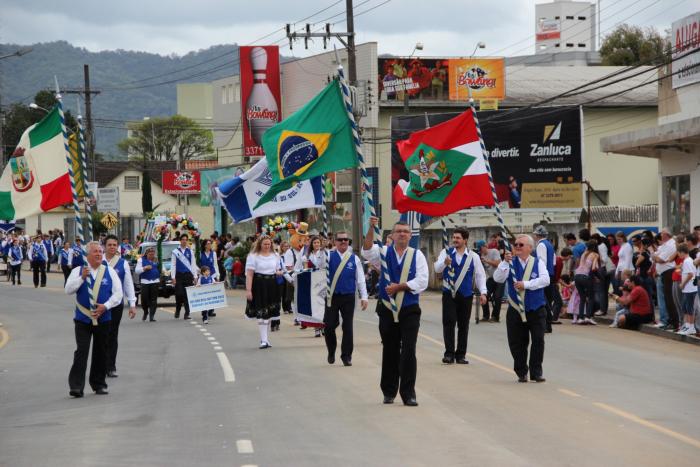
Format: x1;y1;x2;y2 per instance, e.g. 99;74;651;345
468;98;526;322
322;175;331;306
77;110;94;242
55;77;94;324
335;63;399;322
441;217;454;294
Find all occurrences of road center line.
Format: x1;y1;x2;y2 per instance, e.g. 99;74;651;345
558;388;582;398
236;439;253;453
216;352;235;383
0;328;10;350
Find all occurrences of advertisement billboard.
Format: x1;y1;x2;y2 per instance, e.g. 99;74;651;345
391;107;583;210
162;170;201;195
240;45;282;158
671;12;700;89
536;19;561;41
448;58;505;100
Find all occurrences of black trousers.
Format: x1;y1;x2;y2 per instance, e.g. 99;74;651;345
506;306;546;379
442;291;472;359
324;293;356;360
10;264;21;284
31;260;46;287
141;282;158;320
551;282;563;321
661;269;679;328
175;272;194;317
68;319;109;392
544;280;555;332
106;304;124;372
482;278;504;321
282;282;294;312
61;264;72;285
377;302;421;402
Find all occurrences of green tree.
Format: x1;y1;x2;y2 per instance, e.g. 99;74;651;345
118;115;214;163
600;24;668;66
2;90;77;159
141;170;153;215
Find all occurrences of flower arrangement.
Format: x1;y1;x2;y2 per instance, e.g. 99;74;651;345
264;216;292;237
151;214;201;241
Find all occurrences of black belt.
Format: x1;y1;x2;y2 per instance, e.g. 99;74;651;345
254;273;275;279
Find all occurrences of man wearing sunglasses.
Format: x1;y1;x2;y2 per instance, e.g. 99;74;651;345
493;234;550;383
363;216;428;407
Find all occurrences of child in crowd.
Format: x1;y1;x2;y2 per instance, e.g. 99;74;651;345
560;274;573;306
197;266;215;324
232;256;244;289
677;244;698;335
223;253;234;289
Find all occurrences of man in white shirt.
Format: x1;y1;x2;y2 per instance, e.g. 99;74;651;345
494;234;550;383
652;228;679;331
363;217;428;407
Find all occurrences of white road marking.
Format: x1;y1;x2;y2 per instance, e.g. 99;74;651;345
211;341;220;345
213;346;223;350
203;332;212;336
199;328;207;332
207;337;216;341
236;439;253;453
217;352;235;383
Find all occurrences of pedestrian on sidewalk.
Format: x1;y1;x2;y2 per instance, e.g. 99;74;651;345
324;231;368;367
573;241;600;325
652;228;679;331
613;275;653;329
677;244;698;335
136;247;159;322
245;236;283;349
434;228;487;365
28;235;48;288
363;217;428;407
172;233;198;320
65;241;123;397
493;234;549;383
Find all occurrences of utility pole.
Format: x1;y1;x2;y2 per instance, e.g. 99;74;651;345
286;0;362;246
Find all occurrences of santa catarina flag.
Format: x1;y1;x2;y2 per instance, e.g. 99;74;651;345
0;107;73;219
393;111;494;216
255;79;357;208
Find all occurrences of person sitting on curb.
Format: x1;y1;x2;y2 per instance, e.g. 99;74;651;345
612;275;653;330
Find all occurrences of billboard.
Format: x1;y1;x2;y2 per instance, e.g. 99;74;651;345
671;12;700;89
200;167;242;206
391;107;583;210
162;170;201;195
378;57;505;102
240;45;282;158
536;19;561;41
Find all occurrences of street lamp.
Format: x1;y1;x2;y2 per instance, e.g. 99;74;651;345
403;41;424;113
462;42;486;101
29;103;50;113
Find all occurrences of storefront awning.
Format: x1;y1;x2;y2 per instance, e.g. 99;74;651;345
600;116;700;159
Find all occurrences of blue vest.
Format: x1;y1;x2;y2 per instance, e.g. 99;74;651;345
1;242;9;255
442;250;475;297
174;248;193;274
10;246;22;261
43;239;53;256
200;275;214;285
60;249;71;266
140;258;160;281
200;251;216;273
537;239;555;276
74;266;114;324
329;251;357;295
379;246;419;309
104;257;127;285
72;246;85;266
506;257;546;312
32;244;46;262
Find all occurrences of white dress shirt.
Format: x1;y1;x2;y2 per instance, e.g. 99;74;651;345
104;254;137;307
434;248;487;294
65;263;124;310
654;238;677;274
135;257;161;284
493;256;550;290
362;244;429;295
170;247;199;279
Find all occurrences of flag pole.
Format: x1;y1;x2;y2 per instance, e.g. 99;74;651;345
468;97;525;322
322;174;331;306
55;77;95;325
334;48;399;322
77;99;94;242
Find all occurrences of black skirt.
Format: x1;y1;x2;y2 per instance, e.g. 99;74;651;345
247;273;281;320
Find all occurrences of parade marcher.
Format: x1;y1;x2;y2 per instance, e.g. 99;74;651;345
171;233;199;320
324;231;369;366
135;247;160;322
200;239;220;318
279;241;293;314
197;266;215;324
60;241;74;285
434;228;487;365
362;217;428;407
103;235;136;378
27;235;48;288
246;236;283;349
43;233;55;273
306;235;327;337
8;238;23;285
477;239;503;322
533;225;556;333
493;234;550;383
65;241;123;397
284;224;310;327
72;238;86;268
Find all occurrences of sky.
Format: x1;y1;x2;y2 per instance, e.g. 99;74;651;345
1;0;697;58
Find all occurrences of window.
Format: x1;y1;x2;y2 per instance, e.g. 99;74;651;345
555;43;561;47
578;16;586;20
663;175;691;233
227;84;234;103
566;43;574;47
124;175;140;191
235;83;241;102
221;86;227;104
590;190;609;207
555;16;560;19
578;43;587;47
566;15;574;20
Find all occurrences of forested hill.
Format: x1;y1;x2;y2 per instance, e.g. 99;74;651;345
0;41;243;158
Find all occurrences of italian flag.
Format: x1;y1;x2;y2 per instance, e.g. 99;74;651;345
393;111;494;216
0;107;73;219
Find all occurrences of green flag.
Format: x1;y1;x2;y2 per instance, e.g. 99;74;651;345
255;79;357;208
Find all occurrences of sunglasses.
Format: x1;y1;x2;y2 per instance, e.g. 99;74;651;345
336;238;349;242
514;243;526;247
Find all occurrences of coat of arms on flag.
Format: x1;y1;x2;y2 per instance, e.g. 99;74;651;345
10;148;34;192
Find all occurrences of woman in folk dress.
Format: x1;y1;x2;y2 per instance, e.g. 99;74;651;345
246;236;283;349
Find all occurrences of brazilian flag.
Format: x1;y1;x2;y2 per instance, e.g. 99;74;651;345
255;79;357;208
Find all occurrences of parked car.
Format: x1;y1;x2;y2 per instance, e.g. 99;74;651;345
130;241;180;302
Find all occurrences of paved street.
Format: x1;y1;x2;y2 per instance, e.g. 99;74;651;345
1;272;699;467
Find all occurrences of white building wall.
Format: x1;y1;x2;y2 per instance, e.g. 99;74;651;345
535;1;596;54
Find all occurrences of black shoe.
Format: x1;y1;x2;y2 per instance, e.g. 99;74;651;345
149;319;156;322
530;376;546;383
341;357;352;367
442;357;454;364
327;353;335;364
491;318;500;323
551;320;562;325
94;387;109;395
455;358;469;364
106;370;118;378
174;313;180;319
184;315;191;320
517;375;528;383
383;396;394;404
403;398;419;407
545;329;552;334
69;389;84;398
208;312;216;317
41;284;46;287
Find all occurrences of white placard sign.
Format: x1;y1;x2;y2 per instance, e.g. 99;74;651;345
672;12;700;89
97;187;120;212
185;282;228;313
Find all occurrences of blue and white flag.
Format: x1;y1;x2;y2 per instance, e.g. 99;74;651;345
0;219;16;233
216;158;324;224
